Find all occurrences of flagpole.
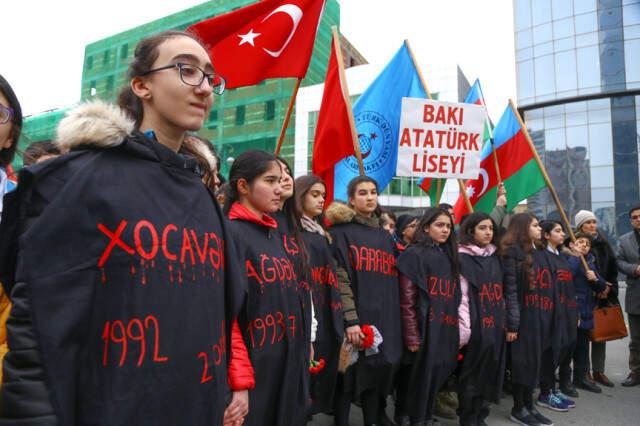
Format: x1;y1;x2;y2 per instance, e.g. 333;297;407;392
435;179;442;206
274;78;302;155
332;26;364;176
458;179;473;212
508;99;590;271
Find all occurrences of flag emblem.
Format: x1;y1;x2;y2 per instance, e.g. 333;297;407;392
344;111;394;174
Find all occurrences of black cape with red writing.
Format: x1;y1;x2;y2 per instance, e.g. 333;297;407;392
547;250;578;362
0;117;244;425
458;249;506;403
302;230;343;414
396;244;461;422
273;210;313;344
330;221;402;396
507;247;555;388
229;207;308;426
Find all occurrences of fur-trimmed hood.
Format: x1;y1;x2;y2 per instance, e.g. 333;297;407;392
56;100;134;152
324;201;382;228
54;100;216;172
324;201;356;225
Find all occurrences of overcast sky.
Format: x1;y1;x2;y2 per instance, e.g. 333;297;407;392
1;0;516;121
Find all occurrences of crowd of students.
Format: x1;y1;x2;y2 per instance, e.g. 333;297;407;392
0;29;638;426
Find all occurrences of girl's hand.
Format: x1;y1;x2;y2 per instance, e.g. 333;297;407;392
585;270;597;282
223;390;249;425
506;331;518;342
346;325;365;347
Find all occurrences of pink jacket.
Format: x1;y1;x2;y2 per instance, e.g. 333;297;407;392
457;243;497;348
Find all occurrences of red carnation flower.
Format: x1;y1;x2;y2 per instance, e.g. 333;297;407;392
309;358;326;374
361;324;374;349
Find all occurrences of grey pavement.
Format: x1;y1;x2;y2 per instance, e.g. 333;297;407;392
309;286;640;426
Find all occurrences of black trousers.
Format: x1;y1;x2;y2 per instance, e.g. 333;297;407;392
458;386;490;425
512;383;534;411
559;342;575;385
573;328;591;381
333;375;381;426
539;348;555;395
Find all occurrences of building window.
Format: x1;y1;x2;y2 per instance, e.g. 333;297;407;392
235;105;245;125
121;44;128;60
104;50;110;65
265;101;275;121
106;76;114;92
87;56;93;70
209;110;218;122
90;80;97;97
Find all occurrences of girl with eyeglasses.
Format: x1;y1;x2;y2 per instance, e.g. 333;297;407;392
0;31;253;426
0;73;22;406
0;74;21;220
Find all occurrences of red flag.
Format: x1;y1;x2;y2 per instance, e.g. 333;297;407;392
312;30;356;206
188;0;325;89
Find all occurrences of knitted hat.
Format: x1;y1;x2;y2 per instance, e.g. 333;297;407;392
395;215;418;240
574;209;596;231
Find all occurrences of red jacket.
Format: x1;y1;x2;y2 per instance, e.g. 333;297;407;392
228;320;255;390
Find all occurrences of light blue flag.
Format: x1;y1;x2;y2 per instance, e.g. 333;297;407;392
332;42;428;201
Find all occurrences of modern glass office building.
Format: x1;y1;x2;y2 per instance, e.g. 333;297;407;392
514;0;640;237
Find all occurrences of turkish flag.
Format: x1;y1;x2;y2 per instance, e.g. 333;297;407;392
312;33;356;206
188;0;325;89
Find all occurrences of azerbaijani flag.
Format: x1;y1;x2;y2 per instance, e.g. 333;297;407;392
417;177;444;207
452;103;546;222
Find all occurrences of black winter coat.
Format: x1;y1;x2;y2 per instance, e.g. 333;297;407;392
0;103;245;426
591;232;619;301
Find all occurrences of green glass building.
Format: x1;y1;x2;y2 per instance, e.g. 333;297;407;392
16;0;365;176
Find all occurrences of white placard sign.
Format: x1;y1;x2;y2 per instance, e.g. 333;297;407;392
396;98;485;179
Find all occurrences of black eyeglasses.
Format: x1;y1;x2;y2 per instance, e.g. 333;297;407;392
0;104;14;125
141;63;226;95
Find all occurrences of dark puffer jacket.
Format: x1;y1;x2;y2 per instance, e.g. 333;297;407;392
568;254;607;330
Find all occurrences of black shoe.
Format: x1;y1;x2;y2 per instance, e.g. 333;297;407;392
559;382;579;398
509;407;542;426
394;415;411;426
573;378;602;393
622;372;640;387
528;406;554;426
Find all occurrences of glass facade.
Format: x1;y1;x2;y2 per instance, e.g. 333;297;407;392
514;0;640;238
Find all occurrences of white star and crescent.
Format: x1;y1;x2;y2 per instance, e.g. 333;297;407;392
236;4;304;57
467;168;490;200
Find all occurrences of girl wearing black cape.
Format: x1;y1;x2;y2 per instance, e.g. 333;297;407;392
0;31;253;426
325;176;402;426
225;150;308;426
294;175;343;416
536;221;577;411
396;207;461;426
501;213;554;426
456;212;507;426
